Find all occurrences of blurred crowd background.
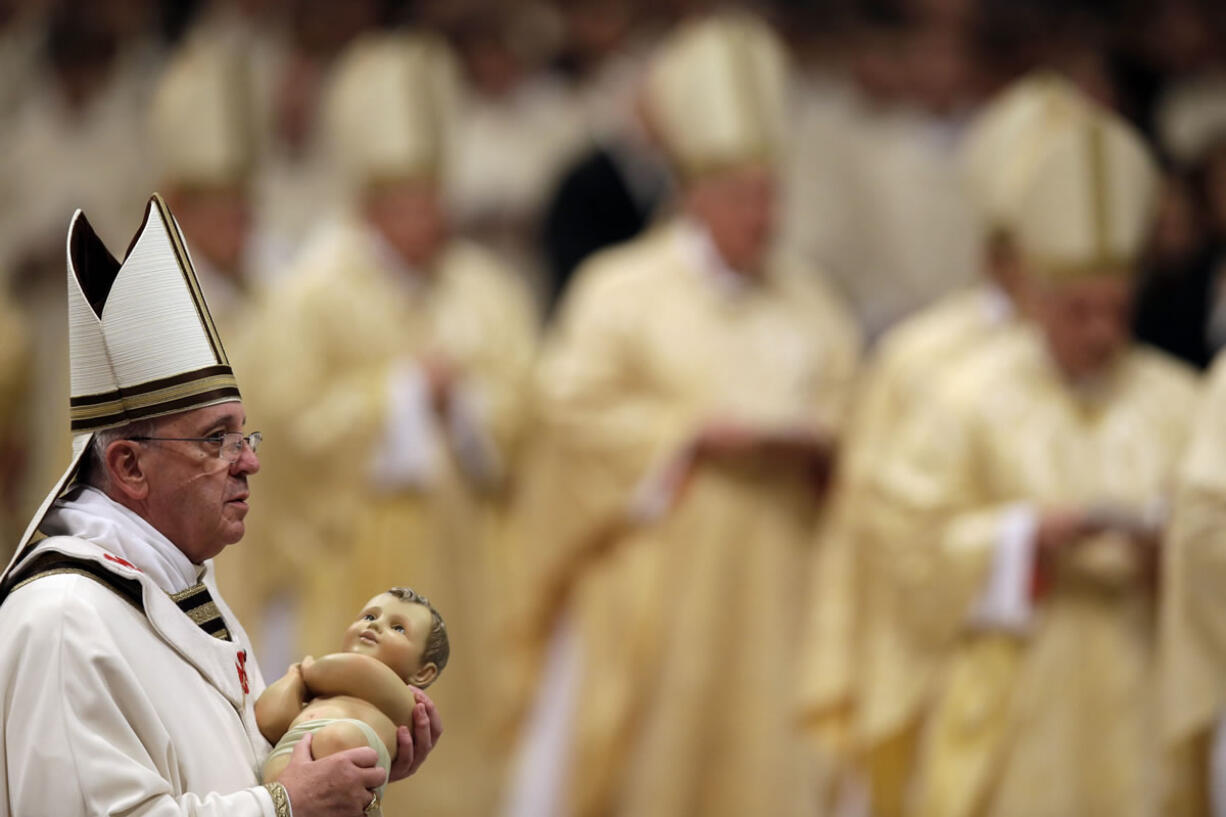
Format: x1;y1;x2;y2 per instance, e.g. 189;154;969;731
4;0;1226;816
3;0;1226;339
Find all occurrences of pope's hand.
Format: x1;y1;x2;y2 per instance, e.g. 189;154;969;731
389;686;444;781
277;732;386;817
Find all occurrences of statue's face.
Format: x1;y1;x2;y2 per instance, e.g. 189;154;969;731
342;593;433;683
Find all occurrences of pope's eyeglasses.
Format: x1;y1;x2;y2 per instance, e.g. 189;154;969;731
128;431;262;463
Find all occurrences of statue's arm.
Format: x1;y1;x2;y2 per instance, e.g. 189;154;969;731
255;662;309;744
301;653;418;726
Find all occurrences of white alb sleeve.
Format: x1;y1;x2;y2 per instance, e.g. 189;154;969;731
369;361;440;491
968;502;1039;632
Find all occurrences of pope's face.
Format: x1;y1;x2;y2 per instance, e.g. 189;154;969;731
1033;274;1133;380
139;402;259;563
342;593;433;683
684;164;777;273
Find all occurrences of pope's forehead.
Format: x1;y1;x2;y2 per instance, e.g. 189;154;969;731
159;400;246;427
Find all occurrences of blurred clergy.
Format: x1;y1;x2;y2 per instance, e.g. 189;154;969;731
1161;348;1226;815
234;32;538;817
802;73;1100;817
148;38;264;333
504;14;860;817
868;98;1199;817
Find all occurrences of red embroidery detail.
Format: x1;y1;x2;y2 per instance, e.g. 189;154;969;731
1030;548;1051;603
236;650;250;695
103;554;140;571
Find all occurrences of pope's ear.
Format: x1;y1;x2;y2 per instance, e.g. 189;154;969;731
105;440;150;500
409;663;438;688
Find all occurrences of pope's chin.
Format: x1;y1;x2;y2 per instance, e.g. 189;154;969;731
218;512;248;546
195;521;247;563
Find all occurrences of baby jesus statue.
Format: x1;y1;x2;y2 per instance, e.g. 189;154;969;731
255;587;448;814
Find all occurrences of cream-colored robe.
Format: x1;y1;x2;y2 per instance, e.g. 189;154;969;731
870;325;1198;817
508;220;860;817
796;284;1016;813
234;216;537;817
1161;350;1226;815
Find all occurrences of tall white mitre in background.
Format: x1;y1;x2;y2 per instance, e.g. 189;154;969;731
149;40;254;189
960;72;1098;235
322;32;463;190
4;193;240;566
641;12;789;177
1006;101;1160;281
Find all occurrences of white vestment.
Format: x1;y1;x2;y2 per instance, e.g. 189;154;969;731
0;486;278;817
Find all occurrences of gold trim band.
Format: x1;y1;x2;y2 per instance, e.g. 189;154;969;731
264;782;292;817
71;374;240;423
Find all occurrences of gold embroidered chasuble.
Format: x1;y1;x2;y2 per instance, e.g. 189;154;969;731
1161;351;1226;815
510;220;861;817
796;284;1016;813
870;325;1198;817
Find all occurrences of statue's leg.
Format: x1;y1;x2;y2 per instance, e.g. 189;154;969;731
311;720;378;760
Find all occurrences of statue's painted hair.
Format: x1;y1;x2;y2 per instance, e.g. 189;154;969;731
387;586;449;684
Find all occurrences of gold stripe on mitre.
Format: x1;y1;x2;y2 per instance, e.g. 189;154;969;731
1089;118;1111;263
69;366;240;431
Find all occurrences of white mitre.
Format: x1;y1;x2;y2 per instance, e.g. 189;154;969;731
1007;104;1160;282
642;13;790;179
5;193;241;567
961;72;1098;235
149;39;255;188
322;31;463;188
